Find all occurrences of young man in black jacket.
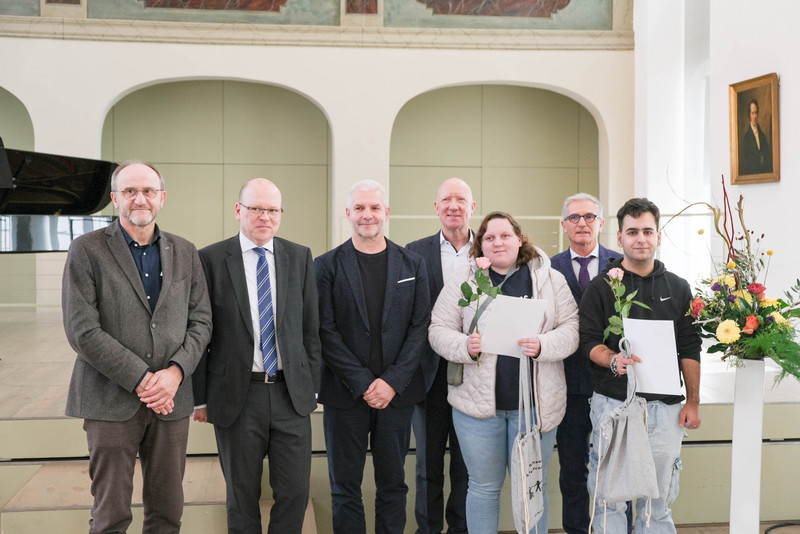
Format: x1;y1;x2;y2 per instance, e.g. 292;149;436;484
578;198;701;533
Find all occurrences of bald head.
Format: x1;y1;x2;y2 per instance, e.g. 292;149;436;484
435;177;475;235
236;178;283;246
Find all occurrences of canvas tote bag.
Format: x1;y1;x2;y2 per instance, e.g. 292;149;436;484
589;340;659;532
510;352;544;533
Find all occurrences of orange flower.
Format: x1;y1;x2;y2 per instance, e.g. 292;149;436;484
690;298;705;319
742;315;760;335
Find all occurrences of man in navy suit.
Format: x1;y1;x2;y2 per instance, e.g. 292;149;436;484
550;193;622;534
406;177;473;534
315;180;431;534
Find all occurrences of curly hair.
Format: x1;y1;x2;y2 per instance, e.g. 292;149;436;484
470;211;537;266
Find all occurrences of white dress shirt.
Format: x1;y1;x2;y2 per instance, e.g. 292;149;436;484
440;230;474;286
240;233;283;372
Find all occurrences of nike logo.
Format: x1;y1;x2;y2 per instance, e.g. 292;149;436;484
660;296;672;301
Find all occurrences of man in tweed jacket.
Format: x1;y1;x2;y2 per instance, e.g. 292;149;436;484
62;160;212;533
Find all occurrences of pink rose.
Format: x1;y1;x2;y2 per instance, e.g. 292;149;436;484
607;268;624;282
475;257;491;270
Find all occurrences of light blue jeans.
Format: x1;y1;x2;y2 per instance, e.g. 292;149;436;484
452;408;557;534
587;393;684;533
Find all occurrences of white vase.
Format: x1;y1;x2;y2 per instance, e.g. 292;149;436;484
729;358;765;533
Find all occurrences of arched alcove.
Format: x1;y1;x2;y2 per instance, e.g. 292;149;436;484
0;86;36;308
389;84;601;255
102;80;332;254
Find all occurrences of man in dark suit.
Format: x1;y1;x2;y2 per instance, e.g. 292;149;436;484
315;179;431;534
193;178;321;534
739;98;772;175
550;193;622;534
63;160;212;533
406;177;473;534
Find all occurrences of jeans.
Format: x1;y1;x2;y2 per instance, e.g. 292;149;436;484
453;408;557;534
587;393;684;534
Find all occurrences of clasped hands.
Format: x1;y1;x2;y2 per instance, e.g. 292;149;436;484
467;332;541;359
363;378;395;410
136;366;183;415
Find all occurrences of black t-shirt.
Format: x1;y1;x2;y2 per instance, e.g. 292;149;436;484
489;264;533;410
356;248;388;377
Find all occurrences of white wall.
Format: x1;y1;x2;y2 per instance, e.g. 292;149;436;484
709;0;799;297
0;35;634;245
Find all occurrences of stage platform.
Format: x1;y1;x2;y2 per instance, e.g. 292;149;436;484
1;310;799;533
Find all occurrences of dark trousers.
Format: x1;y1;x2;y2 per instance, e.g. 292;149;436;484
557;394;633;534
412;361;468;534
324;402;415;534
556;394;593;534
84;405;190;534
214;380;311;534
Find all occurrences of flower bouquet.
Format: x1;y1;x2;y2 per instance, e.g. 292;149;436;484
681;179;800;382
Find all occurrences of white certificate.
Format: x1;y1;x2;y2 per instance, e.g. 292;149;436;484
480;295;547;358
621;317;682;396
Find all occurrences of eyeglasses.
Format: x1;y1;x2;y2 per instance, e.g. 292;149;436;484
240;204;283;217
564;213;598;224
115;188;163;200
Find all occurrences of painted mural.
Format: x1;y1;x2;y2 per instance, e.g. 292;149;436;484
347;0;378;14
386;0;611;29
419;0;570;17
140;0;288;9
88;0;338;25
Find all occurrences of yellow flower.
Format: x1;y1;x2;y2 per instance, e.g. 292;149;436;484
770;311;789;326
761;297;780;308
716;320;741;344
767;250;774;256
727;261;737;269
731;290;753;307
713;275;736;289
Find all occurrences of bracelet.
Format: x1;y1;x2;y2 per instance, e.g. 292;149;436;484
609;353;619;376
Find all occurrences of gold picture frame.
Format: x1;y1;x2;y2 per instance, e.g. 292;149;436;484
729;73;780;184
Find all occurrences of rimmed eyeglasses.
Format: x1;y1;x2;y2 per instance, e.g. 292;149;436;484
114;188;163;200
564;213;598;224
240;204;284;217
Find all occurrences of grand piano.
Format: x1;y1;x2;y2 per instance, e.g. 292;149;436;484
0;137;118;253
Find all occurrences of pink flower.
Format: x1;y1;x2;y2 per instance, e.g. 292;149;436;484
475;257;491;270
747;282;766;296
607;268;624;282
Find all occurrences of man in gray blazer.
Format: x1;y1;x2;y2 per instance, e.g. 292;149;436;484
315;180;430;534
63;160;212;534
193;178;321;534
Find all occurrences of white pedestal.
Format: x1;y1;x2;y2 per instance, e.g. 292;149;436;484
729;358;765;534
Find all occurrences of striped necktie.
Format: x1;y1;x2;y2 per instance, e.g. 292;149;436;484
254;247;277;376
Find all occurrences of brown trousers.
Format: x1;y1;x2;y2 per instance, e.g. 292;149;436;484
84;405;190;534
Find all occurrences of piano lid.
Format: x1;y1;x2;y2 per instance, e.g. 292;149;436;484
0;139;117;215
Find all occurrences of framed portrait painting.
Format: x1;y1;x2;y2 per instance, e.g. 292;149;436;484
729;73;780;184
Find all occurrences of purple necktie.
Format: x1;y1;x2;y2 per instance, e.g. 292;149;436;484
575;256;593;289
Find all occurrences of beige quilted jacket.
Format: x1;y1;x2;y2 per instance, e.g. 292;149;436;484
428;248;579;432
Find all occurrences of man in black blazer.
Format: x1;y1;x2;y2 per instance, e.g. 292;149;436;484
406;177;473;534
550;193;622;534
193;178;321;534
315;180;430;534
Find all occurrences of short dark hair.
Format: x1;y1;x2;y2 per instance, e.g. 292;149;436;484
470;211;537;266
749;98;759;112
616;198;660;231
